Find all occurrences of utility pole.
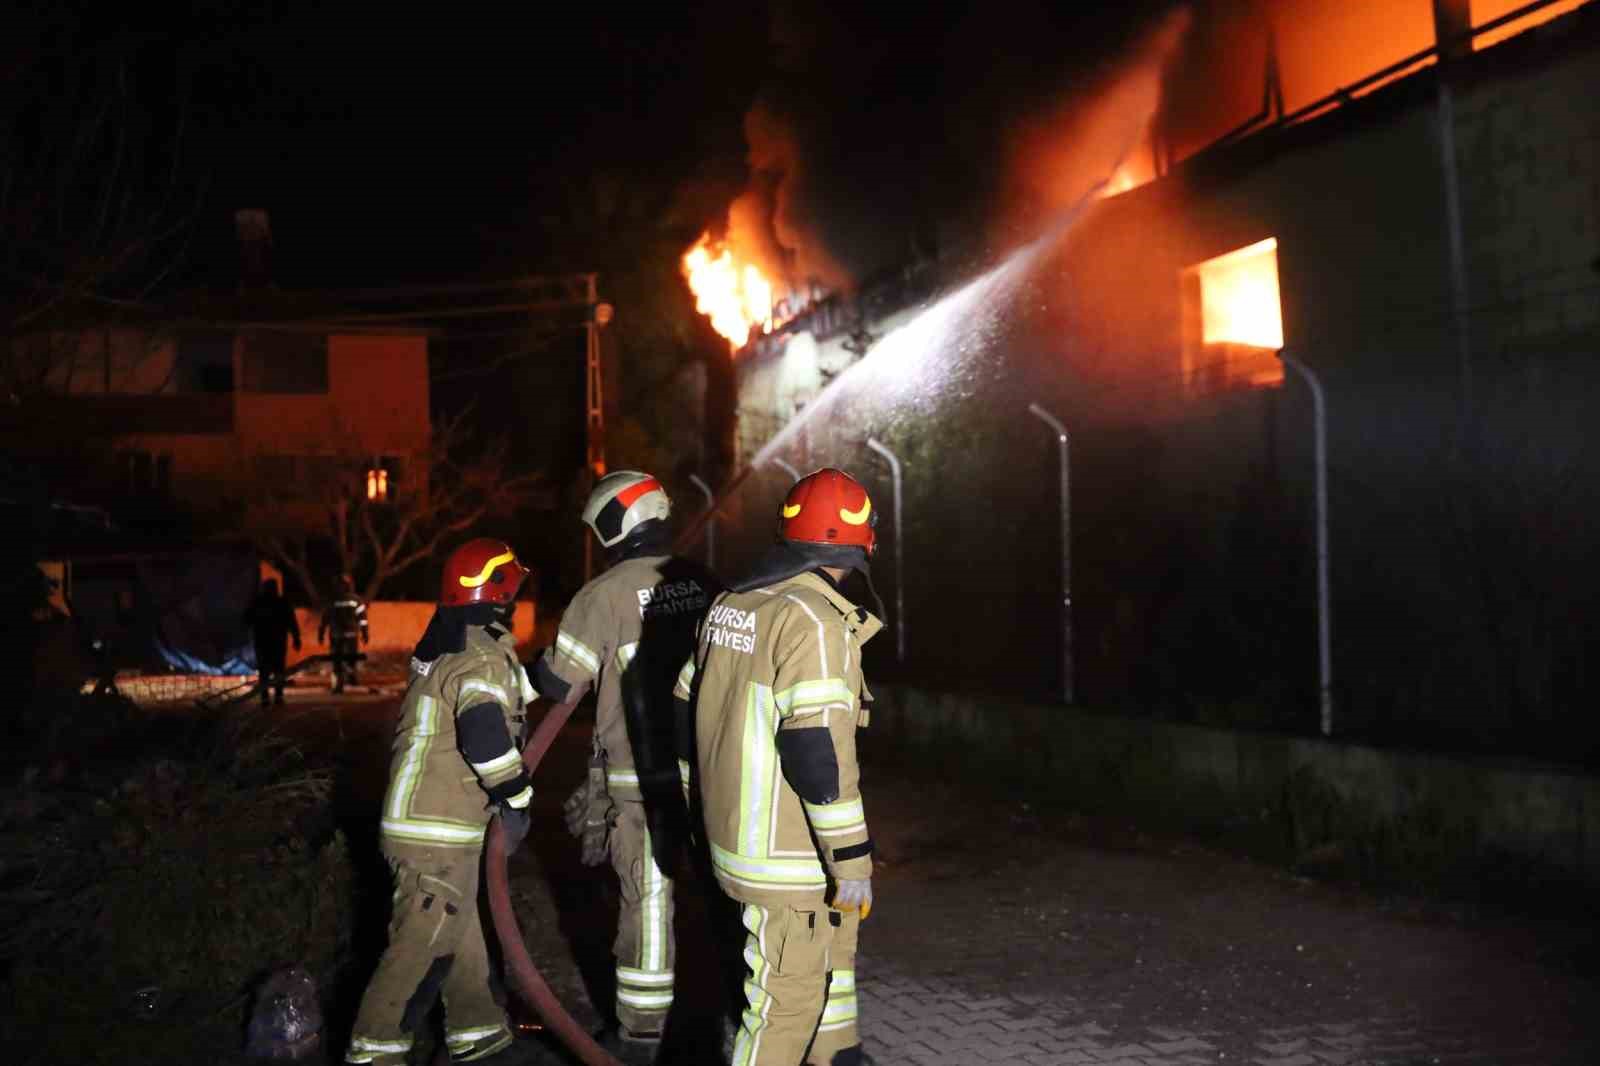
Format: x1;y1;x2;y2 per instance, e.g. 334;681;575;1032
583;275;610;581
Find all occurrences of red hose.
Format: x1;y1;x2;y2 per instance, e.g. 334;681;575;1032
485;700;624;1066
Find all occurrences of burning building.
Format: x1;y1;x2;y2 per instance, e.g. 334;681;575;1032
681;1;1600;762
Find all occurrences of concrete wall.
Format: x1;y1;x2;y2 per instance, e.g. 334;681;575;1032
283;601;536;666
867;685;1600;889
231;333;431;460
1454;9;1600;354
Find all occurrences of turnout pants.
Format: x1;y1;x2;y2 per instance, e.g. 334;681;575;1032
731;902;861;1066
610;799;676;1034
346;842;511;1065
332;634;360;688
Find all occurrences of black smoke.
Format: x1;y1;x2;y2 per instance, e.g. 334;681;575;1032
719;0;1194;293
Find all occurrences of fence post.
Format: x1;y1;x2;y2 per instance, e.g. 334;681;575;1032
1027;402;1073;705
865;438;905;663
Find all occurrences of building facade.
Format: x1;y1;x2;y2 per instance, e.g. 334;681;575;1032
710;1;1599;760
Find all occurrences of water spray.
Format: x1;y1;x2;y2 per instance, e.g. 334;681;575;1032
675;173;1116;555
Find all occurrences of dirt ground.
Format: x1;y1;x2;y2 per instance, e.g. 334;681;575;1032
277;688;1600;1065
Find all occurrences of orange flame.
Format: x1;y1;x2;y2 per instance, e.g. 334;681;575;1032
1100;164;1138;198
1199;237;1283;349
682;233;775;351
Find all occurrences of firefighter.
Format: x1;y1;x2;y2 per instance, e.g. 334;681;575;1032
320;573;370;692
676;468;881;1066
345;538;535;1066
530;470;720;1060
244;578;301;706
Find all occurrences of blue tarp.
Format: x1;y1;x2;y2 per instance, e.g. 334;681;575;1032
68;544;262;676
138;546;261;675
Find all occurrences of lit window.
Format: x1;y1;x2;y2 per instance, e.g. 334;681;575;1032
365;467;389;502
1180;238;1284;395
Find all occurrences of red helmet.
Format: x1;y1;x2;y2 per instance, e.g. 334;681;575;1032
779;468;876;556
440;538;529;606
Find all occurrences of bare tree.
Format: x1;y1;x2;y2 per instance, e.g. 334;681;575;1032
1;30;197;405
234;408;546;604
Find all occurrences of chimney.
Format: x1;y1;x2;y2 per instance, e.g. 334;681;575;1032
235;209;273;289
1432;0;1472;64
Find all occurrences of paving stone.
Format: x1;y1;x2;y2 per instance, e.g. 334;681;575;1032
1258;1040;1311;1054
1148;1037;1217;1054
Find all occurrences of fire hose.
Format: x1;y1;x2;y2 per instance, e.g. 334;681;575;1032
484;699;624;1066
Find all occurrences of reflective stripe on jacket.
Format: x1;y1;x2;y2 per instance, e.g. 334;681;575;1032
681;571;881;907
536;555;714;801
380;625;532;847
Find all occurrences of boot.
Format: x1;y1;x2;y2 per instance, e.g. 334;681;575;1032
594;1024;660;1066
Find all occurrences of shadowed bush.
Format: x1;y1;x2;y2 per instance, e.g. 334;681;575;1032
0;704;358;1065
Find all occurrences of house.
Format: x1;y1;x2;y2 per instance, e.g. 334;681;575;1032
20;312;430;520
6;285;434;676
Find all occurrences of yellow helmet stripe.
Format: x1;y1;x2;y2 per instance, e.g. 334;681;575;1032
457;550;517;588
839;500;871;525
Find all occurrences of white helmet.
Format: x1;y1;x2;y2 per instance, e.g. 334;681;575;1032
583;470;671;548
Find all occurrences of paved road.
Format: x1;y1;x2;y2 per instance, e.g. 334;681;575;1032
289;692;1600;1065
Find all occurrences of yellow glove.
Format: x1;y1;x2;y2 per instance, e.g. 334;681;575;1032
831;878;873;921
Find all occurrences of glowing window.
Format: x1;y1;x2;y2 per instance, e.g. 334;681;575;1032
365;467;389;502
1180;238;1285;395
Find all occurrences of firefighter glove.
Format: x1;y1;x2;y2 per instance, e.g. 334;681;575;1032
562;773;614;867
497;805;531;855
833;877;873;920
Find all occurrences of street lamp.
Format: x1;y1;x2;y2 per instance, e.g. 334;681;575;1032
1027;402;1073;705
1278;349;1333;737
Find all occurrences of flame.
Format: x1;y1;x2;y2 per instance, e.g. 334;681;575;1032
1198;237;1283;349
1100;164;1138;198
682;233;775;351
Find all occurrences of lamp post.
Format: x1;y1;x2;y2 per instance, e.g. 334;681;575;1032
688;473;716;572
865;438;905;663
1278;349;1333;737
769;458;800;481
1027;402;1073;705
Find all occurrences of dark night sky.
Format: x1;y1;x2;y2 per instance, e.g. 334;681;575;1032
15;1;1182;290
183;3;772;286
11;0;1182;540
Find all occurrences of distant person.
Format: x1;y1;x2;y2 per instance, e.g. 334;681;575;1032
345;537;534;1066
679;468;881;1066
244;579;301;706
531;470;721;1061
319;573;369;692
